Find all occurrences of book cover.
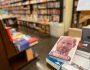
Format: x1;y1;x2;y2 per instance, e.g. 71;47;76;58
49;36;80;64
78;43;90;54
15;39;30;51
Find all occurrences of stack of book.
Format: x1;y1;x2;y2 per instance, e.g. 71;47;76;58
46;36;90;70
6;27;39;52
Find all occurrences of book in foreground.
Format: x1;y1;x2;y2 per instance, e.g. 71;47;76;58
49;36;80;64
46;56;64;70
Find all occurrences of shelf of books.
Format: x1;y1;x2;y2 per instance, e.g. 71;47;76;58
0;0;64;36
0;0;63;22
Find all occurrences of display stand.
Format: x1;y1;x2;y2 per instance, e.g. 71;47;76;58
0;15;38;70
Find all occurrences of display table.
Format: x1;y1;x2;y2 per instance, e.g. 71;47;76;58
0;15;39;70
46;36;90;70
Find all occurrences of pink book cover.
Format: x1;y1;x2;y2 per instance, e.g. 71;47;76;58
49;36;80;64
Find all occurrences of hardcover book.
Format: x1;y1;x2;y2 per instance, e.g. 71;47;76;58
49;36;80;64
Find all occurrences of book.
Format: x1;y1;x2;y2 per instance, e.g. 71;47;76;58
62;64;79;70
15;38;30;52
71;54;90;70
5;27;13;42
22;35;31;40
46;56;64;70
81;27;90;44
28;37;38;46
49;36;80;64
78;44;90;54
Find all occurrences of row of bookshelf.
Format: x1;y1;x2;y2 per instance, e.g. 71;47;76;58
37;1;60;9
0;1;61;9
4;9;61;14
3;5;30;10
0;0;63;23
1;1;60;9
0;13;60;23
37;15;60;22
0;0;21;6
0;0;57;7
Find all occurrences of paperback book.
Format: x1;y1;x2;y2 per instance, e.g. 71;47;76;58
46;56;64;70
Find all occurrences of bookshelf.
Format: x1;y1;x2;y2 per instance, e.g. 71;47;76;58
0;0;64;22
0;15;38;70
32;0;63;22
0;0;64;36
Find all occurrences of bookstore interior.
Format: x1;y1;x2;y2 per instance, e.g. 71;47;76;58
0;0;90;70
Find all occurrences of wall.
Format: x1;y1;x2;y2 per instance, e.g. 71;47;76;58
63;0;74;32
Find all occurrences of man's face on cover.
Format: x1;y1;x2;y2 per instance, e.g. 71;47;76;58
57;37;76;53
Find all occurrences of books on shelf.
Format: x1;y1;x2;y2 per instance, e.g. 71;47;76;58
52;15;59;22
55;2;60;8
38;3;46;9
49;36;80;64
47;1;60;8
48;9;60;15
47;2;54;8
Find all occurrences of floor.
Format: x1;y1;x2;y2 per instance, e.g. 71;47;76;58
20;29;58;70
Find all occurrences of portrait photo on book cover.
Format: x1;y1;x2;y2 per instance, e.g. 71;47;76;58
49;36;80;61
